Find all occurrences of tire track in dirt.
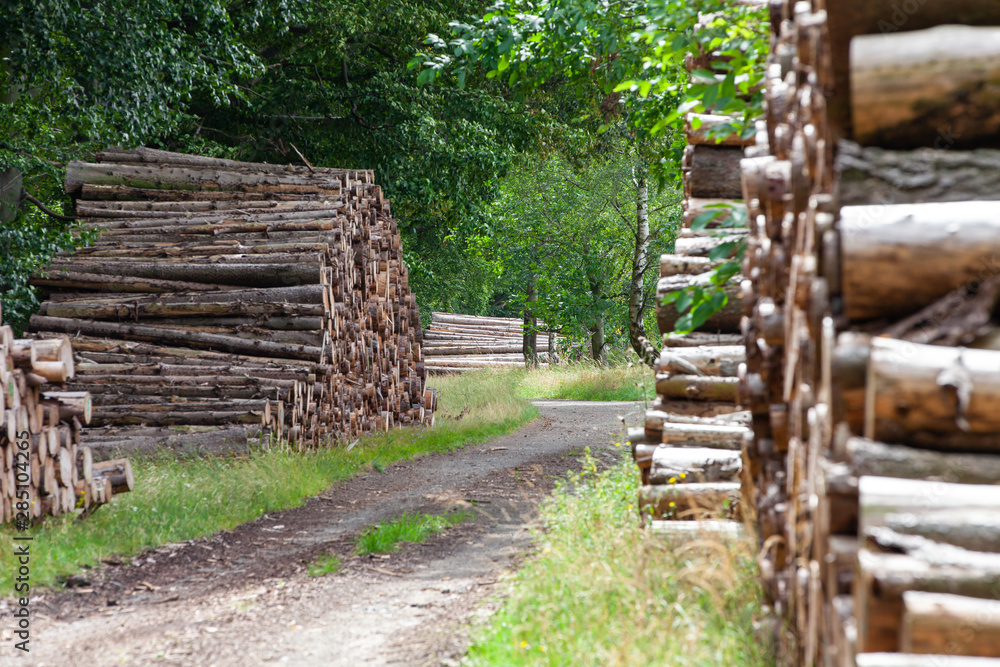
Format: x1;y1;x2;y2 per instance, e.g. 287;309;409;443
2;399;644;666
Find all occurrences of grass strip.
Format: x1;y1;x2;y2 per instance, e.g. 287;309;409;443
0;369;536;591
466;453;772;666
355;508;474;555
516;361;654;402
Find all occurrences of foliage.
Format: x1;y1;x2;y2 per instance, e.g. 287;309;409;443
479;143;679;351
355;508;473;555
413;0;769;332
466;454;772;666
0;368;535;591
307;553;343;577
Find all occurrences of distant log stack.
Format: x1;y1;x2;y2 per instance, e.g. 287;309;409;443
30;148;434;452
422;312;560;373
0;307;129;525
632;8;764;538
739;2;1000;665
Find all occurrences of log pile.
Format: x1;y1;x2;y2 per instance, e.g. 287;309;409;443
738;2;1000;664
0;307;130;525
422;312;559;373
29;147;434;451
631;13;762;537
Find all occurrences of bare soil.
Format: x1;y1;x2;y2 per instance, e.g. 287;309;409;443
1;399;644;666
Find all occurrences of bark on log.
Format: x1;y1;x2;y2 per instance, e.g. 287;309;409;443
682;145;745;199
867;337;1000;450
663;332;742;348
648;447;742;483
850;26;1000;149
656;345;744;377
824;0;1000;141
30;316;322;361
659;255;721;278
682;199;746;229
655;375;739;402
847;436;1000;485
47;261;319;287
837;140;1000;206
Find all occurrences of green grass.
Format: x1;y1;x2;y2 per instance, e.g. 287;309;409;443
355;508;474;555
0;369;536;592
466;453;772;667
515;361;654;402
307;553;342;577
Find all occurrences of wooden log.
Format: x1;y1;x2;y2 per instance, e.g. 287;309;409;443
92;458;134;494
841;201;1000;321
850;26;1000;149
857;550;1000;654
879;275;1000;348
41;391;92;425
682;145;745;199
648;447;742;483
65;161;345;196
659;254;720;278
655;375;739;402
46;260;319;287
638;482;741;519
672;234;745;258
656;345;744;377
660;422;746;450
883;509;1000;554
837;140;1000;206
657;275;743;335
649;520;746;539
83;425;253;460
867;337;1000;450
847;436;1000;484
663;332;742;348
30;316;322;362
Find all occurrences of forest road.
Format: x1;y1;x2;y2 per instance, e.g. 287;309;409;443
10;399;644;666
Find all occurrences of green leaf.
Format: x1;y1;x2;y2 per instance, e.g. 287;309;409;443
708;241;738;261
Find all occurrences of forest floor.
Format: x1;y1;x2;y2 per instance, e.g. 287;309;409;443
3;399;642;666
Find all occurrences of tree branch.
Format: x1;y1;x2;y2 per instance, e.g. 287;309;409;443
21;191;74;223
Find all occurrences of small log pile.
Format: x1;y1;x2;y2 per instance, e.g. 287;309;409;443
422;312;559;372
0;307;131;525
738;2;1000;665
29;147;434;451
631;9;764;537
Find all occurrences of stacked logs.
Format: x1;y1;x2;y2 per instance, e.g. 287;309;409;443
739;2;1000;665
631;7;766;536
0;307;132;525
422;312;559;372
29;147;433;452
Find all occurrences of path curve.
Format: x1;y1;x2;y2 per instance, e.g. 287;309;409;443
4;399;644;666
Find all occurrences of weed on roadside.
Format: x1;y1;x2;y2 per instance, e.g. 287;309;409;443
355;508;474;555
307;553;342;577
466;454;771;666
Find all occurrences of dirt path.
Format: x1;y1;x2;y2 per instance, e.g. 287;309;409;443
3;399;644;666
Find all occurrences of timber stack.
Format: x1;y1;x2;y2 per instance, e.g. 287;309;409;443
30;147;434;452
740;2;1000;665
0;306;131;525
631;3;766;538
422;311;559;372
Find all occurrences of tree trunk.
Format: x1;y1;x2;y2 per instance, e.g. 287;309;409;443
627;167;651;362
522;271;538;368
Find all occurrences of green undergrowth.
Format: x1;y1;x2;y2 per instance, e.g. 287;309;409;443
516;360;655;402
355;508;473;555
307;553;342;577
466;454;772;666
0;370;536;593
